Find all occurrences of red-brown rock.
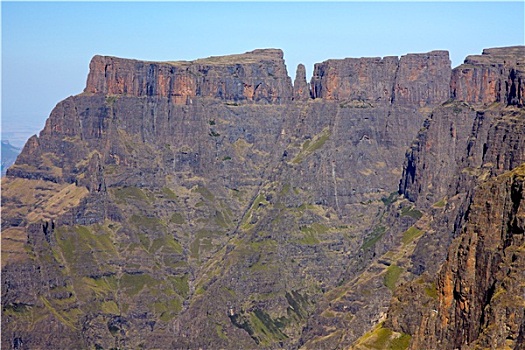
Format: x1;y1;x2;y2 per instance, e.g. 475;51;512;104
310;51;451;107
451;46;525;106
85;49;293;104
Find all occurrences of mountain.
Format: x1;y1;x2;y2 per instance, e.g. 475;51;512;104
1;141;21;176
1;46;523;350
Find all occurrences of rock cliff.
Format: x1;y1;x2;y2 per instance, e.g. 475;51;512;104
384;46;525;350
423;164;524;349
451;46;524;106
85;49;293;104
2;46;523;350
388;164;525;350
310;51;450;107
399;46;525;273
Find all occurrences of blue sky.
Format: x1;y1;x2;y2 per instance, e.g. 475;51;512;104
2;1;524;147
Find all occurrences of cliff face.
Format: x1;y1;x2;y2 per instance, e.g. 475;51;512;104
402;47;525;207
310;51;451;107
388;164;525;350
398;47;525;276
384;46;525;350
85;49;293;104
2;46;523;350
451;46;525;106
422;164;525;350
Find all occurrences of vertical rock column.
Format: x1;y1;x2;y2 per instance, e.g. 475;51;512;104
293;64;311;101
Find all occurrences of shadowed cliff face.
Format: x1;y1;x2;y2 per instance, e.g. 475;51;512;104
427;165;525;350
2;47;523;350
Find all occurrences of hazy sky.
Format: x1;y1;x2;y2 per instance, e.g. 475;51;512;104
2;1;524;147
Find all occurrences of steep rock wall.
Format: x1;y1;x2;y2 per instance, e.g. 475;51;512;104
310;51;451;107
85;49;293;104
451;46;525;106
401;47;525;210
389;165;525;350
385;46;525;350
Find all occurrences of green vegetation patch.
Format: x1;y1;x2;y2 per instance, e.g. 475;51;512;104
40;296;80;330
400;206;423;220
293;128;331;164
381;191;399;206
252;193;268;208
150;235;183;254
55;226;116;273
3;303;30;315
402;226;424;245
356;323;411;350
170;212;185;225
391;333;412;350
130;214;164;231
384;265;403;291
369;327;393;349
425;282;438;299
154;298;182;322
298;224;327;245
240;193;268;230
112;186;151;203
101;301;119;314
216;324;228;340
82;276;118;299
361;225;387;250
190;229;218;259
214;209;232;228
162;187;178;200
194;185;215;201
433;198;446;208
120;273;158;296
250;239;277;252
285;290;309;319
169;274;190;297
280;183;291;196
249;309;288;345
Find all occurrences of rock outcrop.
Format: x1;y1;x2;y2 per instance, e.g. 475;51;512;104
293;64;310;101
451;46;525;106
399;47;525;275
310;51;451;107
425;165;525;349
85;49;293;104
